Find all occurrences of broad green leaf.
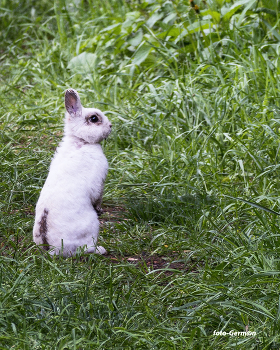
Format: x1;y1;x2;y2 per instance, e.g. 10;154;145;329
122;11;141;30
209;11;221;23
201;10;221;23
128;30;143;46
146;12;163;28
163;12;177;24
186;21;213;34
222;5;242;21
231;0;257;6
125;11;141;20
100;23;121;34
157;27;182;39
132;44;151;65
67;52;97;73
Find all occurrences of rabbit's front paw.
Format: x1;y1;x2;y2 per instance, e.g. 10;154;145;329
94;205;103;216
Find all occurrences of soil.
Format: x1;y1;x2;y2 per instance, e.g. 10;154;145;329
100;206;196;276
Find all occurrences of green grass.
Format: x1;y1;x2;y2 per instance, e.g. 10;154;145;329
1;0;280;348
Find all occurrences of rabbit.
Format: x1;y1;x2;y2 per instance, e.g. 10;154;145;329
33;88;112;257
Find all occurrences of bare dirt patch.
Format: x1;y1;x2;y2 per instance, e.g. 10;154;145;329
100;206;197;276
107;252;192;276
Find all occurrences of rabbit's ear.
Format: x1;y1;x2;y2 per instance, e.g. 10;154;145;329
65;89;82;117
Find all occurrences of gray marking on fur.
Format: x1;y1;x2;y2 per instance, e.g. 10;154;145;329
39;208;49;251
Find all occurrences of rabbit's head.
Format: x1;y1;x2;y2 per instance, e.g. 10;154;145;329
64;89;112;143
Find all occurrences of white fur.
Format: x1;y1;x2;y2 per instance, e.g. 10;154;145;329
33;89;112;256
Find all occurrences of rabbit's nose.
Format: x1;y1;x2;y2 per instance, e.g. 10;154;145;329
109;123;112;128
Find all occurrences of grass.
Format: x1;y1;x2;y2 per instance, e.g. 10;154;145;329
1;0;280;348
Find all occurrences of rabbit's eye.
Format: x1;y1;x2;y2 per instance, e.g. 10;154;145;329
89;115;98;123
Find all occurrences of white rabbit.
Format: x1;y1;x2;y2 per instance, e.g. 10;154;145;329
33;89;112;256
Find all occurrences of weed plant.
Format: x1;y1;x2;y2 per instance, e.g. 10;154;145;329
1;0;280;348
